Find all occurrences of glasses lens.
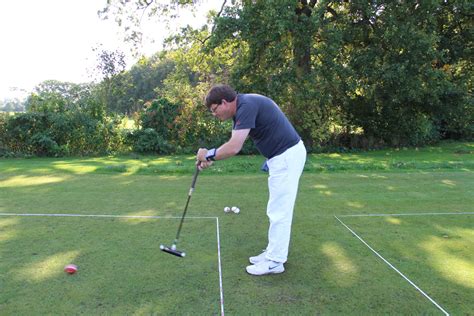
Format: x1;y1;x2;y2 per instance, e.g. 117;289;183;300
210;103;219;113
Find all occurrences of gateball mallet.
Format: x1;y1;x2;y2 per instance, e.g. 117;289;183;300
160;164;200;257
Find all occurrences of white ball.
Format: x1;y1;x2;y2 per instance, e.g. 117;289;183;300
224;207;231;213
232;206;240;214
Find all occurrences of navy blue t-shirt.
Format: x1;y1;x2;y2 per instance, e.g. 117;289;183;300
233;93;300;159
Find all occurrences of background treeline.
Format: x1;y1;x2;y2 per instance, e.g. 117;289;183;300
0;0;472;157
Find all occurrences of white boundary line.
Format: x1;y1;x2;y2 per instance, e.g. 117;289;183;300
334;215;450;315
0;212;225;315
338;212;474;218
215;217;225;316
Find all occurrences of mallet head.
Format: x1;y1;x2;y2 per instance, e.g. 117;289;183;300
160;244;186;257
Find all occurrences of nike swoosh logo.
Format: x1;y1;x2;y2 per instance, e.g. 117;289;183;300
269;265;280;270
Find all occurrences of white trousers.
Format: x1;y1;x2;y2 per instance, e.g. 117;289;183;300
265;140;306;263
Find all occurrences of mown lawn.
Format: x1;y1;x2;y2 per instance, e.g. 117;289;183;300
0;141;472;314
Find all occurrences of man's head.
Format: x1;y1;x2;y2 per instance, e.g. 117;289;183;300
205;84;237;108
205;84;237;120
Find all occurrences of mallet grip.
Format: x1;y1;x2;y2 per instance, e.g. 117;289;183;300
190;165;200;191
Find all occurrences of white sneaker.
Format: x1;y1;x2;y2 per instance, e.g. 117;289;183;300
249;250;267;264
246;259;285;276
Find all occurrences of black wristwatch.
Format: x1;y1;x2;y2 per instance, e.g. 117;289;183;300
205;148;217;161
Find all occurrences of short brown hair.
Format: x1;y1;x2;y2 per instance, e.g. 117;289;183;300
205;84;237;108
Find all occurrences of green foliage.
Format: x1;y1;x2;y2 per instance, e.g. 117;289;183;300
0;113;9;156
336;2;445;145
127;96;180;155
93;53;177;115
125;128;172;154
151;41;246;152
208;0;473;147
97;0;472;152
433;0;473;139
25;80;106;118
133;91;236;153
0;80;127;157
29;132;61;156
140;97;181;141
0;111;125;157
5;1;472;158
208;1;339;148
127;54;176;110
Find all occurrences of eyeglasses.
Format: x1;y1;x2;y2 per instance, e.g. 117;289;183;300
209;102;222;114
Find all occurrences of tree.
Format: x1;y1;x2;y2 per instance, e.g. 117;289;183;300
0;98;25;112
210;1;472;146
101;0;473;149
207;1;345;147
26;80;86;112
116;53;177;114
92;47;128;113
98;0;201;54
336;1;473;145
432;0;473;138
25;80;107;120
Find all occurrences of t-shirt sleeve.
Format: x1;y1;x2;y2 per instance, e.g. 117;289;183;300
233;102;256;130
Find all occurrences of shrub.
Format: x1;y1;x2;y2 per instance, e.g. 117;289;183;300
0;111;125;157
126;128;173;154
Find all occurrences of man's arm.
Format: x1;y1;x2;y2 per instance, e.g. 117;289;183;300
197;129;250;162
216;128;250;160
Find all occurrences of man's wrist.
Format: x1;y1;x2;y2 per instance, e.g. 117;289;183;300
205;148;217;161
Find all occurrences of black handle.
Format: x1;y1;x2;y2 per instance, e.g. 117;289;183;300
190;164;200;190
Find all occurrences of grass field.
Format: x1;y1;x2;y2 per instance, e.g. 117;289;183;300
0;141;473;314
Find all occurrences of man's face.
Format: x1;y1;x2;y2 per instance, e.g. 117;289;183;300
209;99;234;121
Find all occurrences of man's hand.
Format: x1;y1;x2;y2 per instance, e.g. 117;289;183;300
197;148;209;162
197;160;213;170
196;148;214;170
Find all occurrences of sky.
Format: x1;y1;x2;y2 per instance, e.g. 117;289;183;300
0;0;220;100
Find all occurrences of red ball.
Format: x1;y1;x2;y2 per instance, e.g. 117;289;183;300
64;264;78;274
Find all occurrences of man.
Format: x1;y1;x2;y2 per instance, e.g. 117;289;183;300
196;84;306;276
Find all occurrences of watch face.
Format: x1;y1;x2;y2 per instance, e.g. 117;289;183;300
206;148;216;161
